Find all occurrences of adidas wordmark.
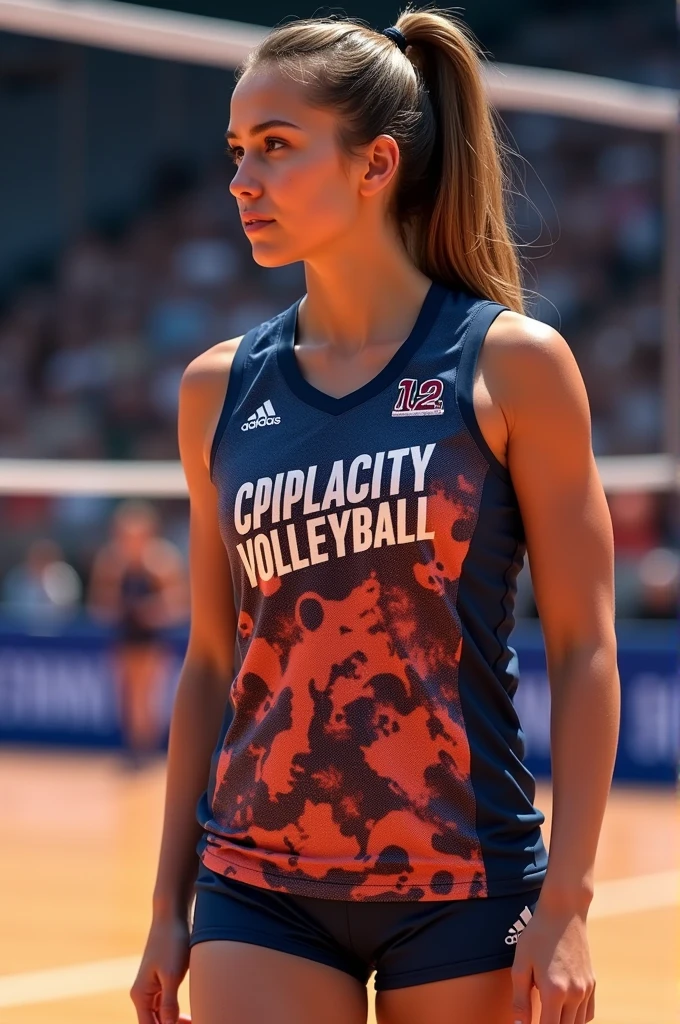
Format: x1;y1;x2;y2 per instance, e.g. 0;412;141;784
241;399;281;431
504;906;533;945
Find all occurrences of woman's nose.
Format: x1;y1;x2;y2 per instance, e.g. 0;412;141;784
229;162;263;199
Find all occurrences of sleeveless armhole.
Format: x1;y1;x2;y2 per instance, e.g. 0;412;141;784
209;328;257;482
455;300;512;485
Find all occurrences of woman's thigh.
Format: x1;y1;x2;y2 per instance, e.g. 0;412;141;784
376;967;541;1024
190;940;369;1024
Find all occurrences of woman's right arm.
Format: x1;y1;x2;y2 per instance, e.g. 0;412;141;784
130;339;240;1024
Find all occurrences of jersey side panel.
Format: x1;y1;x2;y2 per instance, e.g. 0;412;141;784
454;299;548;895
457;469;548;895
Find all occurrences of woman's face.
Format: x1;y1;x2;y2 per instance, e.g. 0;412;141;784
226;64;394;267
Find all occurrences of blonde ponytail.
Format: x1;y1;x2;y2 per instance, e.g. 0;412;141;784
395;9;524;312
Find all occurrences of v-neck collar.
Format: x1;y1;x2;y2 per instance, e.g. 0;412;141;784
276;279;448;415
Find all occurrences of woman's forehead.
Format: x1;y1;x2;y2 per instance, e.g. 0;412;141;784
229;67;325;134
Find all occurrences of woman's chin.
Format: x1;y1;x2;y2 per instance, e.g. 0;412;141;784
251;248;299;269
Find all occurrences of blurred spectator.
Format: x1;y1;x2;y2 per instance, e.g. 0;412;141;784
635;547;680;619
87;499;189;769
608;491;663;618
609;491;662;554
1;537;82;632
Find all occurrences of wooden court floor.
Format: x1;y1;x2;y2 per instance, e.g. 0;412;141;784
0;748;677;1024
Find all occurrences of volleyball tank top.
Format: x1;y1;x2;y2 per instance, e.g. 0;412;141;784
195;280;548;902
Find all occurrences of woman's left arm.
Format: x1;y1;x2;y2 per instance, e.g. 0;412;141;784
484;314;621;1024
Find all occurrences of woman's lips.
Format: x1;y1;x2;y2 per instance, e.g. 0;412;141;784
243;220;275;233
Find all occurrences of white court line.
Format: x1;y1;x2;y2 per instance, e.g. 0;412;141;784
589;869;679;919
0;955;141;1008
0;871;677;1009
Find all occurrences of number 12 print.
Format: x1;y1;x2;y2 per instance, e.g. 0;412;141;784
392;377;445;416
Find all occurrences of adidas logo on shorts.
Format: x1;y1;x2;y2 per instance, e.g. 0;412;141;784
504;906;533;945
241;399;281;431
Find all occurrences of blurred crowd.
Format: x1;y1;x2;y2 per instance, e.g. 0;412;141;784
0;19;677;626
505;116;666;460
0;161;302;464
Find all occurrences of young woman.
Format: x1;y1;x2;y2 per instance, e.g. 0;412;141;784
130;9;620;1024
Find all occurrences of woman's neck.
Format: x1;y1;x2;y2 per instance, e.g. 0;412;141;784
299;244;433;356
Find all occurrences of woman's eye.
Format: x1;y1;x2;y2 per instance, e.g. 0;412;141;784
224;145;242;165
224;138;285;165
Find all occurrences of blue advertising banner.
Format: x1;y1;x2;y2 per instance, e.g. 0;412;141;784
510;622;679;784
0;620;677;783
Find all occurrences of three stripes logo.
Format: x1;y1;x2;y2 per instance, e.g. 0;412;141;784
241;399;281;431
504;906;533;945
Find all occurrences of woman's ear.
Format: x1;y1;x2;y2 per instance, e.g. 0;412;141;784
358;134;401;198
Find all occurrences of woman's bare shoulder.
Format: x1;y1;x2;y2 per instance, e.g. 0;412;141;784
180;336;245;477
482;310;582;419
183;335;245;389
485;309;563;353
471;310;582;471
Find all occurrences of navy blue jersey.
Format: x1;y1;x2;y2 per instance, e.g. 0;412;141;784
195;279;548;901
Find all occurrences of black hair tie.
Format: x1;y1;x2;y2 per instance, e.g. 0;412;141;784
381;26;408;54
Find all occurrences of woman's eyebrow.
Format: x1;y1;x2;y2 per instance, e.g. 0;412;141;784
225;119;302;140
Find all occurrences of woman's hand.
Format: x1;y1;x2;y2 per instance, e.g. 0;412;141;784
130;914;191;1024
510;899;596;1024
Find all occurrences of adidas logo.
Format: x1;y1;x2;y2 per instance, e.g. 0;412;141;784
504;906;533;945
241;399;281;431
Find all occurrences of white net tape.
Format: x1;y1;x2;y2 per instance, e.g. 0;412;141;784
0;455;676;498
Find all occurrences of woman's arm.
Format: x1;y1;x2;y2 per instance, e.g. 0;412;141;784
130;342;243;1024
502;316;620;911
150;351;239;923
482;311;620;1024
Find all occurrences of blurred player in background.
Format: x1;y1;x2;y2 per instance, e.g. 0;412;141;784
88;499;188;768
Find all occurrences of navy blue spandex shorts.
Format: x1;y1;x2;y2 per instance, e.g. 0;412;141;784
189;861;542;991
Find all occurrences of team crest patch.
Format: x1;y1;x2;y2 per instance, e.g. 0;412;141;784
392;377;444;416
